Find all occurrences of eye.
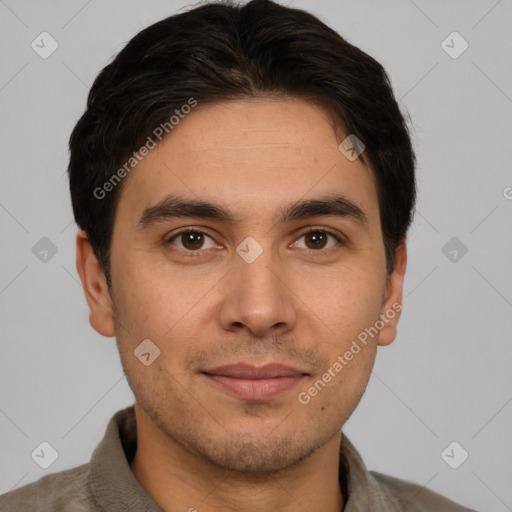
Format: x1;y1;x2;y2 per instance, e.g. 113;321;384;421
292;229;343;251
165;227;344;255
166;229;219;252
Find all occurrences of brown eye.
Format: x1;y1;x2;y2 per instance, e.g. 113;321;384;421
293;230;341;251
168;230;217;251
304;231;328;249
181;232;204;250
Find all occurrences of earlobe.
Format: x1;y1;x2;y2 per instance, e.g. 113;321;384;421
377;242;407;347
75;230;116;338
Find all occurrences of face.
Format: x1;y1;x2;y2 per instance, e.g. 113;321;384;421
77;97;406;475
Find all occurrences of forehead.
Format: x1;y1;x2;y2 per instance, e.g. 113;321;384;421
117;98;379;228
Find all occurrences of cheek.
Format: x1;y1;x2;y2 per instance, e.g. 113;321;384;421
112;257;185;332
295;246;384;298
304;273;383;343
112;271;215;375
302;277;382;400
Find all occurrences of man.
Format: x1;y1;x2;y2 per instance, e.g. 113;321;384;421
0;0;477;510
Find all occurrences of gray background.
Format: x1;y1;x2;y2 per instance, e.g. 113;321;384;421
1;0;511;510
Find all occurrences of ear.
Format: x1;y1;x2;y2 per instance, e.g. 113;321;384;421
377;241;407;347
75;230;115;338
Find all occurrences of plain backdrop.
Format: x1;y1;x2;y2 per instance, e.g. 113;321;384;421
1;1;511;510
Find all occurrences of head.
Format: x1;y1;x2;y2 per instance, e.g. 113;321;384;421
72;0;415;474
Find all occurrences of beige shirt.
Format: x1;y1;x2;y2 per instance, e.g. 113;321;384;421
0;406;477;511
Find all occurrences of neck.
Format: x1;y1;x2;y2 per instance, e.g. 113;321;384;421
130;406;345;512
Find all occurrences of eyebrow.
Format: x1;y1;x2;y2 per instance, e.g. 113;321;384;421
137;193;368;230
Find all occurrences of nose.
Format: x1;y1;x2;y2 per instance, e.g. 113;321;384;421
217;248;298;338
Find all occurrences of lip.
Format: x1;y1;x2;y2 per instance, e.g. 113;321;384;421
203;363;308;401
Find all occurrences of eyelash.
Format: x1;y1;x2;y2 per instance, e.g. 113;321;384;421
165;227;345;256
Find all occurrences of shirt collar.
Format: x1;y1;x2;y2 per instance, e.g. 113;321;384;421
88;405;163;511
340;434;401;511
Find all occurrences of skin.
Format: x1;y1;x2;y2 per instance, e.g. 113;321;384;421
76;97;407;512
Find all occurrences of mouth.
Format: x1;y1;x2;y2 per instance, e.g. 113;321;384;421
202;363;309;401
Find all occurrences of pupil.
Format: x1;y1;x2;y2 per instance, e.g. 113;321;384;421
184;232;203;249
307;232;326;249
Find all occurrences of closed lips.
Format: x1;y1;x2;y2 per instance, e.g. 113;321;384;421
203;364;308;379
